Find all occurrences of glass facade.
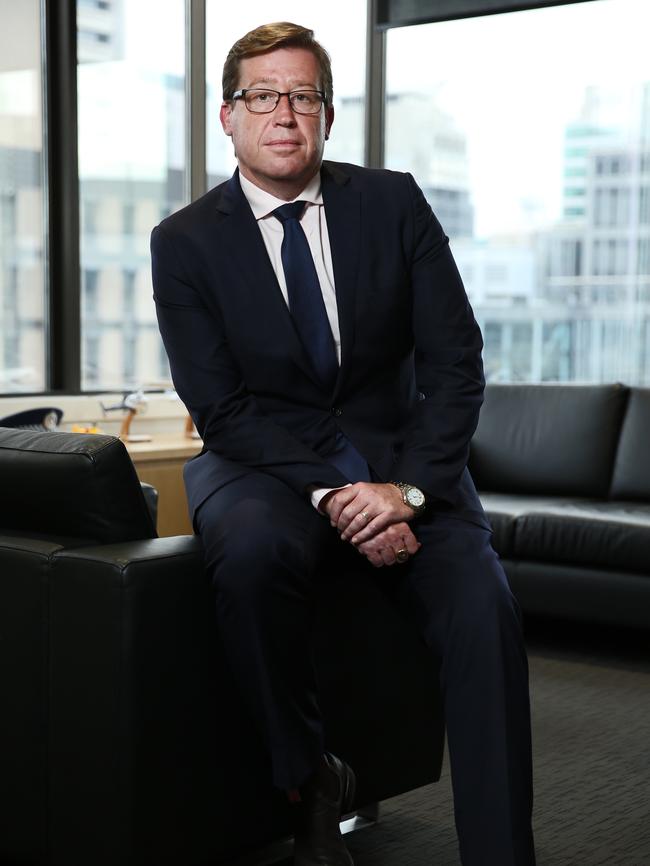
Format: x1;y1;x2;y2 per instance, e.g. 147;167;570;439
385;0;650;384
0;0;46;392
2;1;650;394
77;0;185;389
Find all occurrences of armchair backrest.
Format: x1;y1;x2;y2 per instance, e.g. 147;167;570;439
0;428;156;543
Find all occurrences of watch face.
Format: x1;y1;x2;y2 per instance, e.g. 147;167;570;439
406;487;425;508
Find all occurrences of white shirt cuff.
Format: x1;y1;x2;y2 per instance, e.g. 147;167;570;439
309;483;352;512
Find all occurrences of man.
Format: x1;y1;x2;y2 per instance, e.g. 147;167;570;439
152;22;536;866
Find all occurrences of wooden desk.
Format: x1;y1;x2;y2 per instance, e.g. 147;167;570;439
126;434;202;537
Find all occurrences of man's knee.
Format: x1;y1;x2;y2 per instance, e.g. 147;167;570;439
196;491;317;604
199;493;281;564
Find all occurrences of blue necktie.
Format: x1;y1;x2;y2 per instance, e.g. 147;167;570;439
273;201;338;391
272;200;370;483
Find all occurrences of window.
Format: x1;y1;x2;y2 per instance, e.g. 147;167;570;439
512;322;533;381
83;269;99;316
486;264;507;284
123;269;136;315
0;1;369;396
6;1;649;394
77;0;185;389
0;0;46;392
552;239;582;277
640;187;650;224
385;0;650;384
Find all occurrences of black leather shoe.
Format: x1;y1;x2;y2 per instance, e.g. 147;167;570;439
293;752;356;866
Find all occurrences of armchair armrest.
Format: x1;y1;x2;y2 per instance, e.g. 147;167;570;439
46;535;224;865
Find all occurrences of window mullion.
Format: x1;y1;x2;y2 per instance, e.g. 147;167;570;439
44;0;81;393
365;0;386;168
186;0;207;203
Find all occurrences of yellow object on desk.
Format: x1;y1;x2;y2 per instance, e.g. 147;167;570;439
70;423;103;434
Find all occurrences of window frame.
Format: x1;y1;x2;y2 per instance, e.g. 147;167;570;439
45;0;82;393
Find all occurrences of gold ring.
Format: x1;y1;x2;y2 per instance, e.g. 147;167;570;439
395;548;410;563
359;511;369;521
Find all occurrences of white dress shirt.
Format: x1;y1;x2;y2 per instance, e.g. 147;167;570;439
238;172;341;363
238;171;349;510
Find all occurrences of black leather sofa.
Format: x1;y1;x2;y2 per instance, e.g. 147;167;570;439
470;383;650;630
0;427;443;866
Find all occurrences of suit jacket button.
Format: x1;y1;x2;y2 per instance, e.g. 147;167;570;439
332;406;343;417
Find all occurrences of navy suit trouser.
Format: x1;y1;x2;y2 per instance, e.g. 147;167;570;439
195;471;536;866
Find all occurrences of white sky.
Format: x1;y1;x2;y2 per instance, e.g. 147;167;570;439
386;0;650;235
113;0;650;236
122;0;367;93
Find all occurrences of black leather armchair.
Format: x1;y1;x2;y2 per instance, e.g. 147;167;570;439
0;427;444;866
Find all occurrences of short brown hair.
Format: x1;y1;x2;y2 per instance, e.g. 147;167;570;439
222;22;333;108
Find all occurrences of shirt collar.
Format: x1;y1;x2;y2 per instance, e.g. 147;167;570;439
239;170;323;221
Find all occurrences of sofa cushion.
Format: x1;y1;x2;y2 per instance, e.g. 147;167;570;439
610;387;650;501
0;428;156;544
503;560;650;629
479;493;582;558
469;384;628;497
512;501;650;573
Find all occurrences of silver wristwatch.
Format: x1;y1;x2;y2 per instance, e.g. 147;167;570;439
390;481;427;515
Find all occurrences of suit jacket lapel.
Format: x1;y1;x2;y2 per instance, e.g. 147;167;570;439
214;171;323;388
321;162;360;395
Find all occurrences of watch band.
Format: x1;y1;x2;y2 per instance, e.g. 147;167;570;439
390;481;427;515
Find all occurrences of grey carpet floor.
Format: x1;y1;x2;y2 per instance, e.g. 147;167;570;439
340;618;650;866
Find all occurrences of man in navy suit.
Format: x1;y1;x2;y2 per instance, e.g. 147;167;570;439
152;22;535;866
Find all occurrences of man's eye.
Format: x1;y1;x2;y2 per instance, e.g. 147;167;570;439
249;91;273;104
294;93;311;103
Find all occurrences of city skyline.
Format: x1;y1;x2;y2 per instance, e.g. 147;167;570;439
1;0;650;391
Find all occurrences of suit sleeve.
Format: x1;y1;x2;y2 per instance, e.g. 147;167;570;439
390;173;485;506
151;224;349;496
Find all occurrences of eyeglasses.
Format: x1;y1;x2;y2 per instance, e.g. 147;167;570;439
231;88;326;115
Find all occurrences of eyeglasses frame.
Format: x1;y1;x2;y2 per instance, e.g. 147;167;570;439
231;88;327;115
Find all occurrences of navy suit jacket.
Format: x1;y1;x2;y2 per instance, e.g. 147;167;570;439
151;160;489;529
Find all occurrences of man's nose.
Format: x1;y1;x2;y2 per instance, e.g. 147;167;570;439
273;93;296;123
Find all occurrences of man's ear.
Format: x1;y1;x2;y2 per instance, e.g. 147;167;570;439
220;102;233;136
325;105;334;141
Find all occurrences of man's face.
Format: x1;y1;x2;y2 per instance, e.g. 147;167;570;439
220;47;334;198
